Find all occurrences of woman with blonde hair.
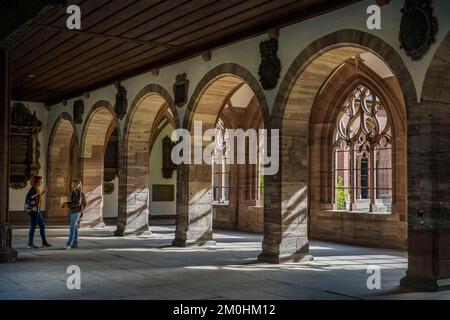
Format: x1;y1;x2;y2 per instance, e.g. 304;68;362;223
25;176;51;248
62;179;87;249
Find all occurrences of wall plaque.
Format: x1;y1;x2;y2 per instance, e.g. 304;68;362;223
10;103;42;189
152;184;174;202
173;73;189;107
399;0;438;61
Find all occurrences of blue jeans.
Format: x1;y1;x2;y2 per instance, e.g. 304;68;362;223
67;212;81;246
28;211;48;245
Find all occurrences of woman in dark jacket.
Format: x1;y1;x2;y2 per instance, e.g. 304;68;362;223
25;176;51;248
62;179;86;249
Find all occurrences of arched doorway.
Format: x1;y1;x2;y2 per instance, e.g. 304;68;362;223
267;29;416;263
173;63;270;248
116;84;177;236
308;55;407;249
47;113;78;223
80;101;119;228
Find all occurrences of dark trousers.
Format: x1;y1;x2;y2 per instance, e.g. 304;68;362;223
28;211;48;245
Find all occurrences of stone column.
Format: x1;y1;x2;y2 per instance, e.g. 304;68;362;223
401;100;450;291
258;125;311;263
0;48;18;263
173;162;215;246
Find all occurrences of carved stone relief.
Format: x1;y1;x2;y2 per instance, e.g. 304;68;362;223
399;0;438;61
173;73;189;107
114;82;128;120
258;38;281;90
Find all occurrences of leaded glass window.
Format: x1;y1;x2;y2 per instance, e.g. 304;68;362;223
212;119;230;204
333;85;392;213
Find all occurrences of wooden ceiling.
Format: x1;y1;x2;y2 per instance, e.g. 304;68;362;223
6;0;360;105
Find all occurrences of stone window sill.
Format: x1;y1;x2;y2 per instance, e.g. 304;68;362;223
320;209;400;221
326;210;391;215
247;205;263;209
212;202;230;207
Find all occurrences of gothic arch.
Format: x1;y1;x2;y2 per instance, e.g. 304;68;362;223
116;84;176;235
80;100;119;228
46;112;78;223
259;29;416;263
308;61;408;249
183;63;270;129
174;63;269;247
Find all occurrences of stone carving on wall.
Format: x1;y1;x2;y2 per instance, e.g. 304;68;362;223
103;182;115;195
73;100;84;124
10;103;42;189
173;73;189;107
114;82;128;120
399;0;438;61
258;38;281;90
162;135;176;179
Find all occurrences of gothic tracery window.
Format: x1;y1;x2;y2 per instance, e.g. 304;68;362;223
333;85;392;213
212;119;230;204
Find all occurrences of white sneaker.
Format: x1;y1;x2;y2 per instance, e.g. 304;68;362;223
65;245;71;250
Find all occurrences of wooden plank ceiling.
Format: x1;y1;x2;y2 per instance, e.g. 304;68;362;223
8;0;360;105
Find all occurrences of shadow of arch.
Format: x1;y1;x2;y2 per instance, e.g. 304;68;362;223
46;112;78;223
116;84;176;236
80;100;119;229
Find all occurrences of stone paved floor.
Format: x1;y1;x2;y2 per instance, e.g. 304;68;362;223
0;221;448;300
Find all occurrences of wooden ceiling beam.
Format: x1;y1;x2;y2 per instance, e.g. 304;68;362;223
40;24;191;50
0;0;66;49
11;0;363;103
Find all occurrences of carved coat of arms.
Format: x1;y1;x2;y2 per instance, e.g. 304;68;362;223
258;38;281;90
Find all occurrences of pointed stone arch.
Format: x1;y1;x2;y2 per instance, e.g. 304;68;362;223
46;112;78;223
174;63;270;247
261;29;416;263
115;84;176;236
80;100;119;228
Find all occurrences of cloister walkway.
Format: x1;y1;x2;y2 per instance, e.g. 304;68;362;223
0;222;446;300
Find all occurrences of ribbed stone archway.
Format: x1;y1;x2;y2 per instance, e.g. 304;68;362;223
46;112;78;223
173;63;270;247
266;29;416;263
115;84;177;236
308;61;407;249
80;101;119;228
